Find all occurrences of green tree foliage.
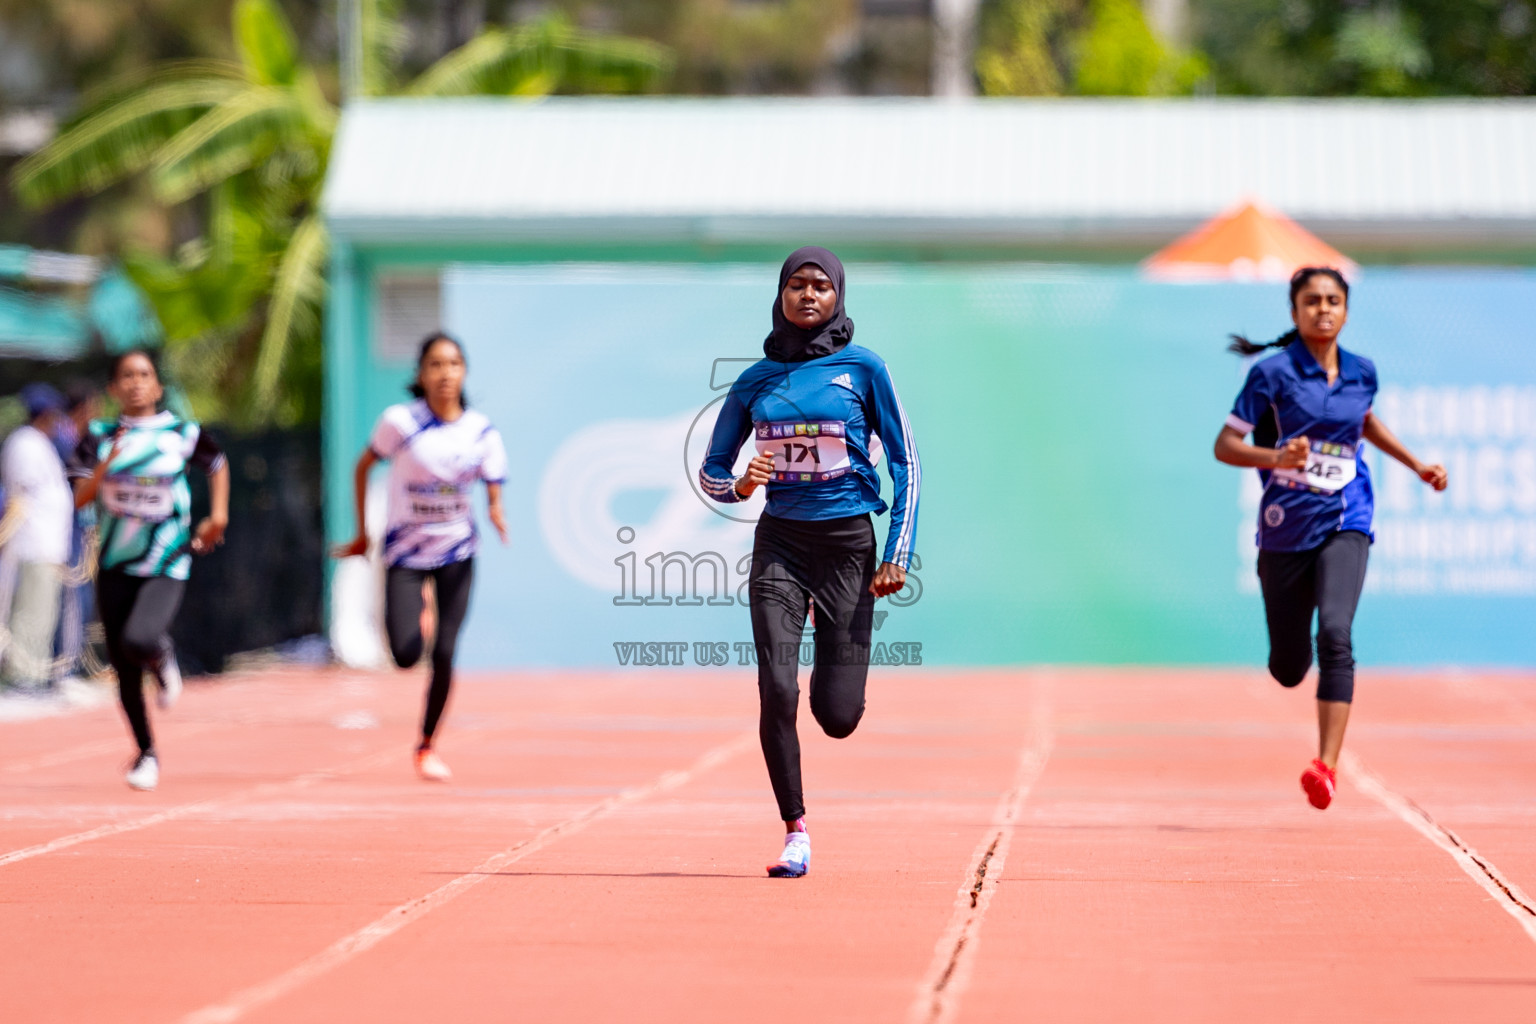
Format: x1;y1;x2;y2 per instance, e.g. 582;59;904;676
977;0;1074;95
0;0;256;254
0;0;235;105
9;0;669;427
547;0;861;94
977;0;1207;96
1189;0;1536;96
1074;0;1208;95
404;16;674;97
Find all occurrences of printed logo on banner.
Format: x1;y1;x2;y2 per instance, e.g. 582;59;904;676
536;358;774;592
536;410;755;592
537;356;918;623
537;358;857;591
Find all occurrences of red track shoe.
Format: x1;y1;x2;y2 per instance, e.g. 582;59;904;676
1300;759;1336;810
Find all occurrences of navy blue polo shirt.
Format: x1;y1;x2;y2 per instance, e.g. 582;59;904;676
1227;339;1378;552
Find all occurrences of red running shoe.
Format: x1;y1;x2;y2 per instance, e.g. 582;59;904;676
1300;759;1336;810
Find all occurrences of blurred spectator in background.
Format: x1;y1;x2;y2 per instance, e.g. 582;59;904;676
0;385;74;691
52;381;101;463
50;380;103;681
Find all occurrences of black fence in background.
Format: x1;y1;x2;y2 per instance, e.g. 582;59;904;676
0;354;116;395
174;427;325;675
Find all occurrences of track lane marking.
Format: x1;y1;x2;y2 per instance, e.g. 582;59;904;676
1344;750;1536;945
179;732;755;1024
909;680;1053;1024
1;671;393;780
0;671;387;778
1;723;226;776
0;749;397;868
3;737;152;775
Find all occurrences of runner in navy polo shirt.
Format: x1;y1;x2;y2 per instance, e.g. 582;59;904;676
1215;267;1448;810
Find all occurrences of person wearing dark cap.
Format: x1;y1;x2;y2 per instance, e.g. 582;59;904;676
699;247;921;877
52;379;101;463
49;379;102;681
0;384;74;691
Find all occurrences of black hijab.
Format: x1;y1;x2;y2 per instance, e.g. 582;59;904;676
763;246;854;363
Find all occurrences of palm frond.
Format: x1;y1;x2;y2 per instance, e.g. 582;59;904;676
234;0;300;87
293;69;340;144
68;60;246;126
208;180;239;266
150;88;310;204
253;214;327;408
361;0;409;97
211;179;278;271
122;250;216;343
542;29;674;94
403;28;516;96
124;251;252;347
406;18;671;97
11;77;246;208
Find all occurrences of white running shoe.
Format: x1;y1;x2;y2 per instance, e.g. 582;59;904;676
767;828;810;878
152;637;182;711
125;753;159;791
415;748;452;782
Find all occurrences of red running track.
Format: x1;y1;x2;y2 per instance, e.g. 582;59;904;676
3;666;1536;1023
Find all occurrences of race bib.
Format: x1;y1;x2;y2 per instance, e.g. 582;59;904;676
406;482;470;524
102;475;175;522
755;421;852;483
1272;440;1357;494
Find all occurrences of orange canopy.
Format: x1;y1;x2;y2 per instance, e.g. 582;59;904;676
1142;201;1357;283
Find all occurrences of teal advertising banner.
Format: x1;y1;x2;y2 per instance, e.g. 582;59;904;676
350;263;1536;668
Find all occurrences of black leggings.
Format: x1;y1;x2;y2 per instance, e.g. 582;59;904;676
385;558;475;746
1256;530;1370;704
750;513;878;822
96;570;185;755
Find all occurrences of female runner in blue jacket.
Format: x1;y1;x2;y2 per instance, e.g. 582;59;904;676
700;246;921;876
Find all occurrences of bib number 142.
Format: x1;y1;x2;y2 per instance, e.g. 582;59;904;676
1273;441;1357;494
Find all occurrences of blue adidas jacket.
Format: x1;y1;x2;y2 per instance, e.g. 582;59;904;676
699;344;920;569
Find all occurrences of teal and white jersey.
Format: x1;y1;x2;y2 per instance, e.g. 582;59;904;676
69;411;225;580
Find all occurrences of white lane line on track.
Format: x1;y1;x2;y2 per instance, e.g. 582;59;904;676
909;681;1054;1024
1;723;226;776
179;731;756;1024
1344;750;1536;945
2;673;393;778
2;737;142;775
0;749;397;868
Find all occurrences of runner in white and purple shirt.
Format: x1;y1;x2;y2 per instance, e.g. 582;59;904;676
334;333;508;783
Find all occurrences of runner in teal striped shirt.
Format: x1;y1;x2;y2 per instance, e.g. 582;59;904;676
70;350;229;791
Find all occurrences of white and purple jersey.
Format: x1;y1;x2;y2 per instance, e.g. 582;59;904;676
369;400;507;569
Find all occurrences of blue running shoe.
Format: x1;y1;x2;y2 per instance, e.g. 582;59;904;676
767;829;810;878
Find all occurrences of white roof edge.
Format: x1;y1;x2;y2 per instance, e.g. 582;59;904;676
323;97;1536;245
331;95;1536;109
323;213;1536;247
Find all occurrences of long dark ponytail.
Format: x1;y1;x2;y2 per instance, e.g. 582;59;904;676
1228;266;1350;356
